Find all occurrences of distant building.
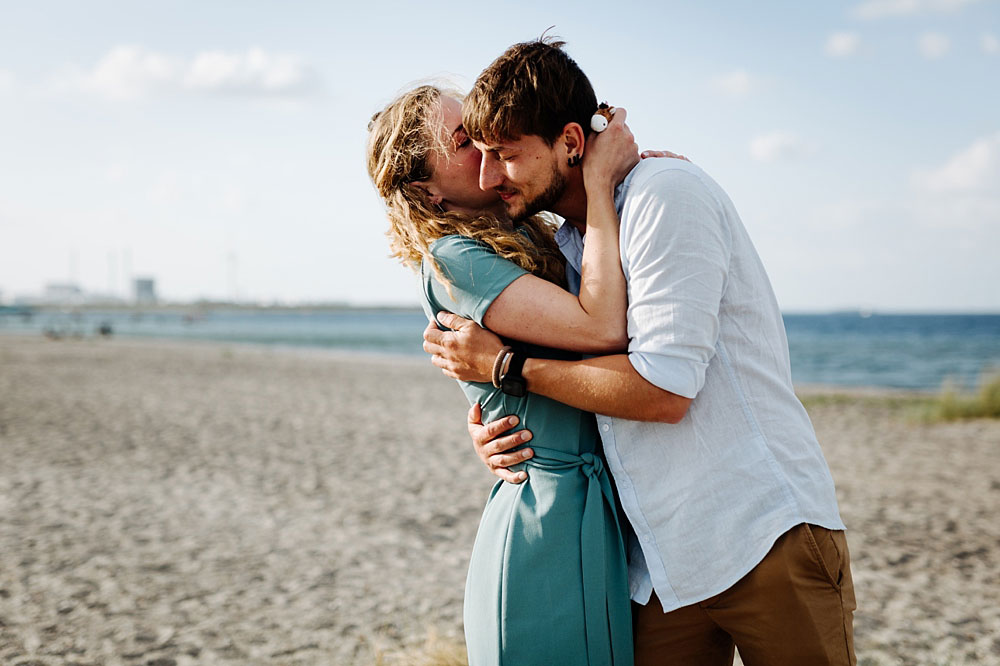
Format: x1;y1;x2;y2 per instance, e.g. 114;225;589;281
134;278;157;304
43;282;84;304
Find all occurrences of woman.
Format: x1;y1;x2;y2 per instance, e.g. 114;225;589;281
366;84;641;665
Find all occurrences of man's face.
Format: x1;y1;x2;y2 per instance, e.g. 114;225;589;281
416;96;501;216
473;134;568;222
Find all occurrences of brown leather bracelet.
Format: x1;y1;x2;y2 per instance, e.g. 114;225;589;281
492;345;513;388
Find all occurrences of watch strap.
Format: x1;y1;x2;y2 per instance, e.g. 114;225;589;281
500;350;528;397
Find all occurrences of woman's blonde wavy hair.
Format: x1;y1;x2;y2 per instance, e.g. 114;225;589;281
366;84;566;288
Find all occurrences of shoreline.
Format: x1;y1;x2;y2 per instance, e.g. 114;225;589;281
0;330;430;367
0;331;944;397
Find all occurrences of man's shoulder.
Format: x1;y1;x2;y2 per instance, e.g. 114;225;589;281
624;158;720;199
619;160;732;225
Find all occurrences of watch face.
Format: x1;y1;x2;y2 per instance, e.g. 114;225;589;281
501;377;527;397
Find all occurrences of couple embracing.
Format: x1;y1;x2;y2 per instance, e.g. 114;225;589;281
367;37;856;666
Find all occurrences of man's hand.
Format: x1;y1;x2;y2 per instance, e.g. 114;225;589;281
467;403;534;484
422;312;504;383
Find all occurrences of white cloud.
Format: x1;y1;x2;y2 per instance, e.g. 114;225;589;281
182;48;314;95
710;70;755;97
59;46;316;100
749;131;813;162
910;132;1000;233
918;32;951;58
913;132;1000;193
74;45;179;100
983;33;1000;54
826;32;862;57
851;0;982;19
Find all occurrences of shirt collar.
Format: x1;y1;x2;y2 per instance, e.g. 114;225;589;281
555;160;641;265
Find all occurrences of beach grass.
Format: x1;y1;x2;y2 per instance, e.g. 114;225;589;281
798;372;1000;423
373;630;468;666
930;372;1000;421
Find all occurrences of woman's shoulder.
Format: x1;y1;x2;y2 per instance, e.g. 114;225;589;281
428;234;490;260
427;234;521;283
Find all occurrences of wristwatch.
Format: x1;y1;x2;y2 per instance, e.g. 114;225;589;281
500;351;527;397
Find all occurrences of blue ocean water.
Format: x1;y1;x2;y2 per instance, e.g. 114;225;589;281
782;313;999;391
2;308;998;391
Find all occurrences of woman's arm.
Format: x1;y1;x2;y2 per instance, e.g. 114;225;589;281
479;109;637;354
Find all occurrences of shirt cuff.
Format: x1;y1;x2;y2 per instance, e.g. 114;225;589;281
629;350;707;399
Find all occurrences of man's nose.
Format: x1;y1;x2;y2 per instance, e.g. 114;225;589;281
479;153;502;191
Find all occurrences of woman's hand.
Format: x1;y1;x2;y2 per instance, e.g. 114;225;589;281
582;107;639;197
641;149;690;161
423;314;502;383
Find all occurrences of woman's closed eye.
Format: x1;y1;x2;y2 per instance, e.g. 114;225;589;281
453;128;472;151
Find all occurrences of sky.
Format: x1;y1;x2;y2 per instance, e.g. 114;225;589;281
0;0;997;312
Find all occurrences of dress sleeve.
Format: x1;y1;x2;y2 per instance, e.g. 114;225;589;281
622;170;732;399
424;235;529;326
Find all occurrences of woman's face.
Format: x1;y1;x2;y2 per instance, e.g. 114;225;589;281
416;96;503;216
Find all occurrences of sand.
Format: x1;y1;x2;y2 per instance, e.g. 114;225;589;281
1;335;998;665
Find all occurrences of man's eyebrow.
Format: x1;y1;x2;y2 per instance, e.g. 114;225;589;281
476;141;508;153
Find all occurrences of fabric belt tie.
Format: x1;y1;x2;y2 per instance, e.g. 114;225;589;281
522;447;626;665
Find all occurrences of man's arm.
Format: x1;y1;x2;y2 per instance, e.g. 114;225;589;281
523;354;691;423
425;314;691;423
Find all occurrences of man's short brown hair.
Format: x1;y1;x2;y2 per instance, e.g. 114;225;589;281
463;37;597;146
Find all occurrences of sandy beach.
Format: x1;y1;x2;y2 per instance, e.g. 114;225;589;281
1;334;998;665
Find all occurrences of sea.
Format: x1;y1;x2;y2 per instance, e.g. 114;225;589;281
2;308;998;392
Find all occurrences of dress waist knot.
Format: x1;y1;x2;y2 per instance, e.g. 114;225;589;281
520;446;629;664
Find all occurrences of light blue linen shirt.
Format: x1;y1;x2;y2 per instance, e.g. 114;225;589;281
555;158;845;612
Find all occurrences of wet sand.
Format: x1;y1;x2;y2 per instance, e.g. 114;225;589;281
1;335;998;665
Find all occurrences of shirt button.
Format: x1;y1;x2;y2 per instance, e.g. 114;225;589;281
601;424;610;432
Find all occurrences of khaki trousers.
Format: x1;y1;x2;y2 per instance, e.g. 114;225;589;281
633;524;857;666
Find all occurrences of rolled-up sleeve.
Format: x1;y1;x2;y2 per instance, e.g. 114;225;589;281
622;171;732;399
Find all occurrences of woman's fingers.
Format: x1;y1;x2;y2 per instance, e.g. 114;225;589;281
608;106;626;126
640;149;689;161
428;354;459;378
422;322;445;354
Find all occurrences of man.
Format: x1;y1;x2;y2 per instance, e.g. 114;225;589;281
423;38;857;665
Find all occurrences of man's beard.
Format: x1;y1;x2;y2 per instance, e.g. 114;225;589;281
507;163;567;222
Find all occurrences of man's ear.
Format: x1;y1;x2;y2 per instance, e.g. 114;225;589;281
410;180;443;206
560;122;587;160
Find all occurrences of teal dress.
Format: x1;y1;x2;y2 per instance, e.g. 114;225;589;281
421;235;633;666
